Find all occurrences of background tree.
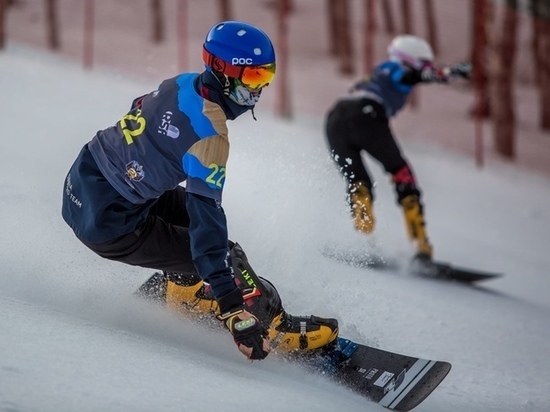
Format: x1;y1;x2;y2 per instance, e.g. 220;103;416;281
177;0;187;72
400;0;413;33
276;0;292;118
45;0;59;50
400;0;418;108
150;0;164;43
530;0;542;86
530;0;550;130
83;0;94;68
380;0;395;34
327;0;338;56
0;0;6;50
218;0;232;21
470;0;491;117
363;0;376;74
423;0;438;56
327;0;354;75
489;0;519;158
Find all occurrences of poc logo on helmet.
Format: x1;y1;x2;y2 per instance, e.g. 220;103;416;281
232;57;253;65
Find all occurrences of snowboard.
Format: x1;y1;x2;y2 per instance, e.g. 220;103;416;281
136;243;451;411
322;246;502;283
310;337;452;411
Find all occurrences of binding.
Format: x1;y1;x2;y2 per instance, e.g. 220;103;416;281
137;242;339;354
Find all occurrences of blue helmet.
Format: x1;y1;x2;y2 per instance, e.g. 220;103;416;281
203;21;276;107
203;21;276;74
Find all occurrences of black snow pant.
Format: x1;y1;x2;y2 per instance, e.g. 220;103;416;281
82;186;198;275
325;98;419;202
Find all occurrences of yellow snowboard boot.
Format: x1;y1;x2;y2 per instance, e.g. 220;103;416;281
268;311;339;354
136;272;220;318
349;181;375;234
401;195;433;258
165;275;219;316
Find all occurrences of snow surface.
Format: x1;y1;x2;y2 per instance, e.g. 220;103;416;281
1;45;550;412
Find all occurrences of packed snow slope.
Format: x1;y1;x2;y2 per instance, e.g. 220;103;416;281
1;46;549;412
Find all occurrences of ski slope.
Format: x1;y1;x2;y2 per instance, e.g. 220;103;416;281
1;46;549;412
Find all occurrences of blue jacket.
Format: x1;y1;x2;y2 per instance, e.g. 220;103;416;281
62;71;248;299
349;61;417;117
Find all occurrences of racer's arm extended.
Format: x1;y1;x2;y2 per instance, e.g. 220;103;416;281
185;191;270;360
185;191;237;300
400;62;472;85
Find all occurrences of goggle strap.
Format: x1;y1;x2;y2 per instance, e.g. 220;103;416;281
202;47;243;79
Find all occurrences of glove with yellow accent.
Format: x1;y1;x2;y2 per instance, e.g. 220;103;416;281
217;288;271;360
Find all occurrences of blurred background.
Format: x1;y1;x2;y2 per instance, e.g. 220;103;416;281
1;5;550;410
1;0;549;177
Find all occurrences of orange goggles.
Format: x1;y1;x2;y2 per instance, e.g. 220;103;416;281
203;48;276;89
239;64;276;89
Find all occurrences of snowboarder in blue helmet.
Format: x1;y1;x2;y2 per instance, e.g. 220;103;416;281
61;21;280;361
325;34;471;261
203;20;276;111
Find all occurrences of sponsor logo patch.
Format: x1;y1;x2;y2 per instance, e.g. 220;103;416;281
232;57;254;65
125;160;145;182
158;111;180;138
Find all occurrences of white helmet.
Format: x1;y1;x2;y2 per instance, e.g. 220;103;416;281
387;35;434;70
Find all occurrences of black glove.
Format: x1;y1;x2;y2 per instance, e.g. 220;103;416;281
217;288;270;360
449;62;472;79
223;310;270;360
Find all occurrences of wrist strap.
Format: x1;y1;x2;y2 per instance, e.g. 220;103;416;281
217;307;244;322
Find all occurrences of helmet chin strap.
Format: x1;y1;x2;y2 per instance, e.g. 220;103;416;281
211;70;231;95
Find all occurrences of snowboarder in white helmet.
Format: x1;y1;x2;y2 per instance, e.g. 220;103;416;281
325;34;471;260
387;34;435;70
62;21;282;361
